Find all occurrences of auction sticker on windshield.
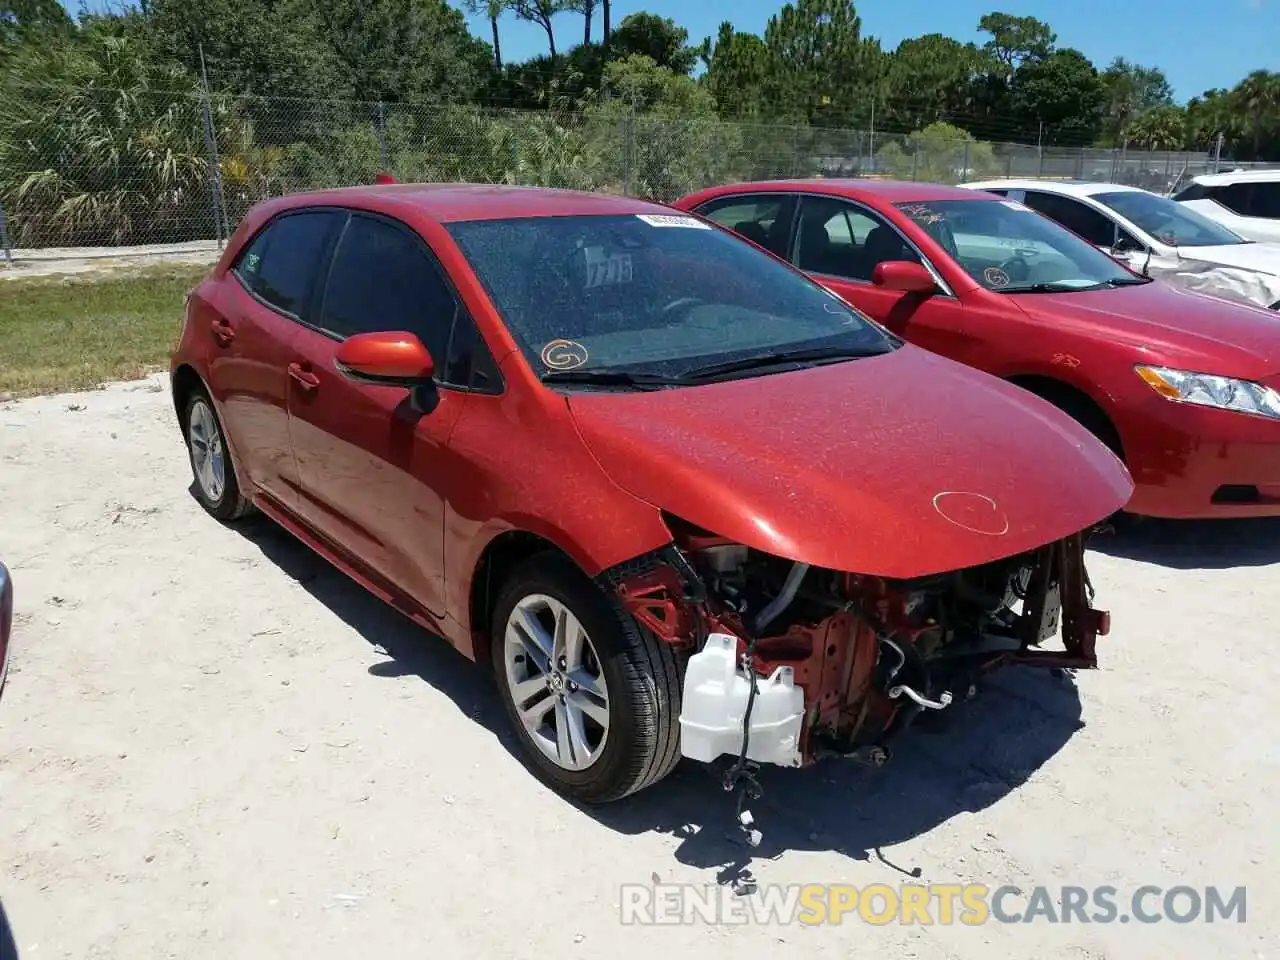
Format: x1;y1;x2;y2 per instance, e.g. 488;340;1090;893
636;214;711;229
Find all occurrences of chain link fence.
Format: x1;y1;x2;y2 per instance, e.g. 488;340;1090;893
2;86;1278;260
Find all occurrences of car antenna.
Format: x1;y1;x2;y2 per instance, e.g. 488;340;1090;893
1140;246;1152;277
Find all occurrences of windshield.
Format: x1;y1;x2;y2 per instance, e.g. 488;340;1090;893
1093;190;1246;247
895;198;1141;292
445;213;896;381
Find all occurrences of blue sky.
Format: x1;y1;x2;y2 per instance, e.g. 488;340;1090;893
464;0;1273;101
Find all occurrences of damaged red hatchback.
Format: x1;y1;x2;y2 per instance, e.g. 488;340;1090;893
171;183;1132;803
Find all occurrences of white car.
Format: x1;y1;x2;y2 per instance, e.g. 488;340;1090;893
960;178;1280;310
1171;169;1280;244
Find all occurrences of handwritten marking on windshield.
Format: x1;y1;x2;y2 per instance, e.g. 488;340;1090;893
541;339;589;370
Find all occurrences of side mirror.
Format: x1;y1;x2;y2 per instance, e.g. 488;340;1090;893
334;331;435;387
872;260;937;294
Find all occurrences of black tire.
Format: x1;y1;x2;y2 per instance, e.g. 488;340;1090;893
183;387;253;522
491;552;683;803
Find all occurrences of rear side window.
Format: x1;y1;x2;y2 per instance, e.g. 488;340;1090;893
234;211;343;318
695;195;796;257
320;214;459;371
1251;183;1280;218
1022;192;1115;247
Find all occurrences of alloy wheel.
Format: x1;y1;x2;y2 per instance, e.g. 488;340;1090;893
187;398;226;504
502;593;611;771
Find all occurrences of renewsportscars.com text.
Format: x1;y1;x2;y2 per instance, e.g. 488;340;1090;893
619;883;1247;926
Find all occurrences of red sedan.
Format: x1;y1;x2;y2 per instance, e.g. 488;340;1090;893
0;560;11;700
171;182;1129;803
675;180;1280;519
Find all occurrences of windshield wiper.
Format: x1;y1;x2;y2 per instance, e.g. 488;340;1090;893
540;369;693;390
997;280;1108;294
679;344;891;381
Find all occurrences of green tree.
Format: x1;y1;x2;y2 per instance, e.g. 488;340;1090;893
703;22;771;121
599;52;705;112
1122;105;1186;151
1235;69;1280;159
1099;58;1174;145
874;121;998;183
584;54;733;199
608;12;697;75
0;32;246;245
883;34;986;130
143;0;347;102
1;0;73;53
976;12;1054;74
1184;87;1247;153
1008;48;1106;145
317;0;494;103
762;0;883;127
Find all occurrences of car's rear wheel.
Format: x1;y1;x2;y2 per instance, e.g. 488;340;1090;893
491;553;683;803
183;389;253;522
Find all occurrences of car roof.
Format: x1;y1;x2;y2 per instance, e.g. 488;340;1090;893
1190;168;1280;186
703;178;990;204
961;178;1148;198
263;182;679;223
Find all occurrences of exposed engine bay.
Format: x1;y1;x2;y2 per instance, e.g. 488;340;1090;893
602;514;1111;777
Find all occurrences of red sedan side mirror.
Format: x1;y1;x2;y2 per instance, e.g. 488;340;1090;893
335;331;435;387
873;261;937;295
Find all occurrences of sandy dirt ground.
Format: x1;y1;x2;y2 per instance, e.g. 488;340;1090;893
1;242;220;280
0;374;1276;959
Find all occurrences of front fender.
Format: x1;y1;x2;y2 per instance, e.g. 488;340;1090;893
440;391;675;633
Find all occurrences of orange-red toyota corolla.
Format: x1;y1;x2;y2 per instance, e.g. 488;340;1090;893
170;182;1131;804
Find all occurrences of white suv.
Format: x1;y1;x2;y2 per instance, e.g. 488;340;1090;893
961;178;1280;310
1172;170;1280;243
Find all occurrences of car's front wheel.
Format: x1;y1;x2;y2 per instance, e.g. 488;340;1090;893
183;388;253;522
491;553;683;803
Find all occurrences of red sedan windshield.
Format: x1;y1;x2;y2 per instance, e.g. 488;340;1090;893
446;213;897;377
895;198;1144;293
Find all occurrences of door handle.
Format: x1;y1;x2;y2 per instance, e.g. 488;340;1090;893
288;361;320;390
211;317;235;346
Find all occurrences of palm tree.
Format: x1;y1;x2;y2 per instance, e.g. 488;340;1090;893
1122;106;1186;152
1235;70;1280;159
0;33;243;246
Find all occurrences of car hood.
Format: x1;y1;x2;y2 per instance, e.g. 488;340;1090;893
1007;280;1280;374
1174;242;1280;275
565;347;1132;579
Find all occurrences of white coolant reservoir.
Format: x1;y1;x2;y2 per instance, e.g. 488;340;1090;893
679;633;805;767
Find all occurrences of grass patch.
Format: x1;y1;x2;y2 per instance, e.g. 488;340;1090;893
0;263;211;398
